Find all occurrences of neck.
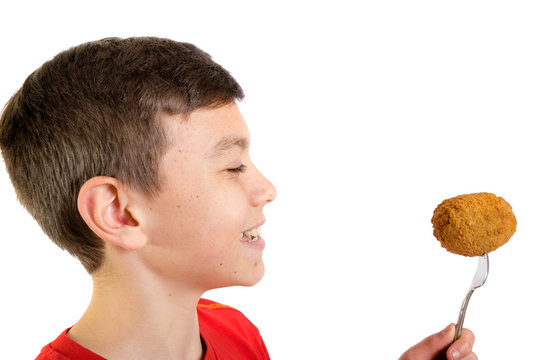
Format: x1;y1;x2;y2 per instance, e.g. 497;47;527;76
68;263;205;360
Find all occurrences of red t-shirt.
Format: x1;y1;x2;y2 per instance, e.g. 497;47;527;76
35;299;270;360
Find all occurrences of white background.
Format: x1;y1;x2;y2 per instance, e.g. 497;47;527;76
1;1;539;359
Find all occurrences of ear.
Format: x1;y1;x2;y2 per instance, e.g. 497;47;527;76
77;176;147;250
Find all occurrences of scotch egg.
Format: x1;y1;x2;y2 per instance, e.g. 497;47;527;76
431;192;516;256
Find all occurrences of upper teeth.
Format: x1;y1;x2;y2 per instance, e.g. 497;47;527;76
241;227;261;241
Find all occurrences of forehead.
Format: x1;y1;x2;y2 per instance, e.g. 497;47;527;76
161;103;250;153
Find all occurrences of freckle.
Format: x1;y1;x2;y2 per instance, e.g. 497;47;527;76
195;194;199;198
234;271;238;274
219;263;223;266
176;204;180;208
168;293;171;297
149;207;152;211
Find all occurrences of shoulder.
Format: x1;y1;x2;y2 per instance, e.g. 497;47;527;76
36;344;62;360
35;328;106;360
198;298;270;359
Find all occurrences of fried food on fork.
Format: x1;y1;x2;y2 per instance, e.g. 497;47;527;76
432;192;516;256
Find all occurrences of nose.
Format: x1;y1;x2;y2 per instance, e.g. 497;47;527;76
250;168;277;207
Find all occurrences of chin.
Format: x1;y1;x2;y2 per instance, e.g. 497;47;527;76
235;262;266;287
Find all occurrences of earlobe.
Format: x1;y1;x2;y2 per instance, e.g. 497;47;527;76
78;176;147;250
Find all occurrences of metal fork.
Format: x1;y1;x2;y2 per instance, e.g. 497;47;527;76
454;253;489;340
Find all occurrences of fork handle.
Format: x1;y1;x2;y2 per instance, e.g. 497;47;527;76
455;288;475;340
434;290;476;360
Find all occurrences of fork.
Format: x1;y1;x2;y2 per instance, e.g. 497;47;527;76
454;253;489;340
435;254;489;360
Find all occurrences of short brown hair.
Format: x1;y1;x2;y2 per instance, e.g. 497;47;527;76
0;37;244;273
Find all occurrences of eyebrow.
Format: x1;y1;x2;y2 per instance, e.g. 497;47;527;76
207;135;249;158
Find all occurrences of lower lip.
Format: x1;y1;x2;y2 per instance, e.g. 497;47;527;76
240;235;266;250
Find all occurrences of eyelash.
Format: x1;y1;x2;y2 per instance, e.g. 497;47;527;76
227;164;247;173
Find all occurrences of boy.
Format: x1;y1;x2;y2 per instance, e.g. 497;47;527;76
0;37;476;359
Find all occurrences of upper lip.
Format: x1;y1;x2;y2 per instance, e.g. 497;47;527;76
243;219;265;233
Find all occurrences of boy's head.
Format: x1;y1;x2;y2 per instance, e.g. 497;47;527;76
0;37;250;274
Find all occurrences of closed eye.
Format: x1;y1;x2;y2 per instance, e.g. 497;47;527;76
227;164;247;173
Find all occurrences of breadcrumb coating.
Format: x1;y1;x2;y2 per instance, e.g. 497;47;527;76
432;192;516;256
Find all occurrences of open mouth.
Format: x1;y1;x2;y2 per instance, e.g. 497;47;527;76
240;227;261;242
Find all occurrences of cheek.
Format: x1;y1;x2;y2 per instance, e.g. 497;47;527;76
171;188;246;248
142;177;249;265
